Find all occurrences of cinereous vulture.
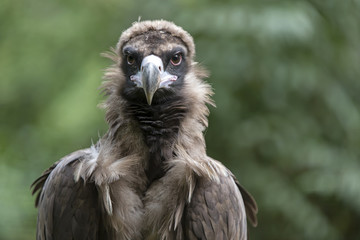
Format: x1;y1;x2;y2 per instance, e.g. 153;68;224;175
32;20;258;240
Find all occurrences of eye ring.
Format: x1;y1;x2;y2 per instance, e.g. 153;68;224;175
127;55;135;65
170;53;182;66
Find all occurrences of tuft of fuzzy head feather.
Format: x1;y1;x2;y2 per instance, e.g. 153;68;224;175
116;20;196;59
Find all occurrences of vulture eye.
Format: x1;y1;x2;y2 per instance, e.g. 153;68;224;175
127;55;136;65
170;53;182;66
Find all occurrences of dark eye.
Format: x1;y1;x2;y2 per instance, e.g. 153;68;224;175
127;55;135;65
170;53;182;66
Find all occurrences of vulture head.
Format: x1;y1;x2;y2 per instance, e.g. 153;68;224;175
102;20;211;123
118;21;195;105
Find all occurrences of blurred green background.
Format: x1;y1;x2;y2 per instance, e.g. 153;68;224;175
1;0;360;239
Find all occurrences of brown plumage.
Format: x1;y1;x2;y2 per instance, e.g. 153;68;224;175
32;20;258;240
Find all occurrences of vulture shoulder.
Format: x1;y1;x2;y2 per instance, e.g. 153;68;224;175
31;148;107;240
183;172;258;240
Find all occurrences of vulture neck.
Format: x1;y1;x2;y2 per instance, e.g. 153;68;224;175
126;95;188;183
101;65;212;186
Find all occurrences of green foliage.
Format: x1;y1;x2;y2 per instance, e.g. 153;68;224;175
1;0;359;239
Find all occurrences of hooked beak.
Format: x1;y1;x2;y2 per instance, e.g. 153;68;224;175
141;55;162;105
130;55;178;105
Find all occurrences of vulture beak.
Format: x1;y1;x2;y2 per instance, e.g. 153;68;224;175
133;55;178;105
141;55;163;105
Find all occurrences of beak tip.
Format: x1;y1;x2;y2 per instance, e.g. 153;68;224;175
145;93;153;105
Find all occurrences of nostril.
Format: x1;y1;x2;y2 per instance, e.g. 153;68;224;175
159;66;162;71
141;67;144;71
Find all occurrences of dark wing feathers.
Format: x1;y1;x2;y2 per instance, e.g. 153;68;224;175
233;177;258;227
32;149;104;240
32;150;257;240
184;175;247;240
31;161;59;207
